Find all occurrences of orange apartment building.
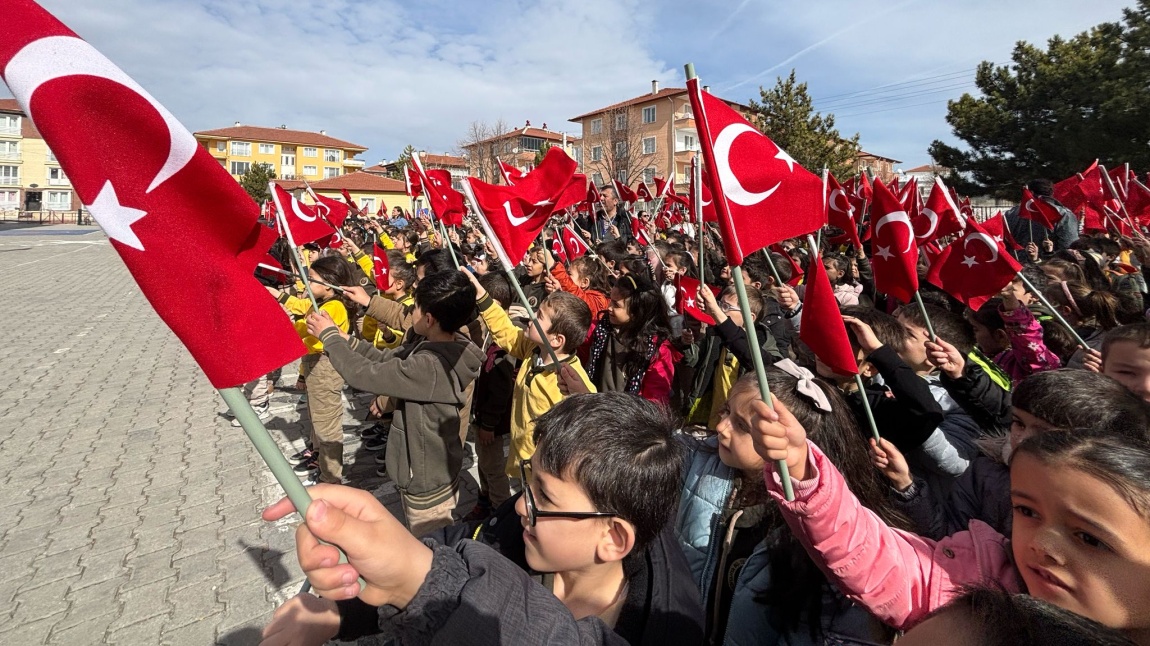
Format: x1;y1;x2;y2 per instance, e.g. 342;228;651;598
460;122;581;184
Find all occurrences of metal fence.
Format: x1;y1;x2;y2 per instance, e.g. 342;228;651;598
0;209;94;225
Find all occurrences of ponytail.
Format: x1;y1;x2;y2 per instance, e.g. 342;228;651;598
1044;281;1120;330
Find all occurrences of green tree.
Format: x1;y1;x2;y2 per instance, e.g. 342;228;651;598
747;70;860;179
387;144;417;179
533;141;553;167
930;2;1150;198
239;162;276;203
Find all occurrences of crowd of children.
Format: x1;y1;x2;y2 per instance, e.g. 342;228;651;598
253;185;1150;645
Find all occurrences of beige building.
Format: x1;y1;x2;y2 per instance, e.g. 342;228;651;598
569;82;749;192
0;98;81;217
460;122;581;184
854;150;901;184
193;123;367;182
371;153;469;190
275;171;410;217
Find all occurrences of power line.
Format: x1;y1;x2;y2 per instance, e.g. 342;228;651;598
812;68;976;103
816;82;976;112
834;98;956;119
817;79;976;110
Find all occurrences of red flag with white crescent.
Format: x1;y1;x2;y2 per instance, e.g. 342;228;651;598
499;160;525;185
825;172;862;248
688;164;718;223
980;212;1023;252
272;184;335;246
414;156;466;226
612;178;639;203
464;174;571;267
674;274;719;325
314;192;350;229
371;241;390;292
915;177;965;244
686;77;825;266
636;181;654;203
926;217;1021;310
550;233;568;264
0;0;305;387
404;165;423;198
561;224;589;260
869;179;919;304
1020;187;1063;230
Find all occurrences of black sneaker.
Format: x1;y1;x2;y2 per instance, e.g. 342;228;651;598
375;465;388;478
289;448;315;464
363;436;388;452
375;452;386;465
293;458;318;474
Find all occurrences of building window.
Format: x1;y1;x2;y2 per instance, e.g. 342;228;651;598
46;191;71;211
46;149;58;162
590;118;602;135
324;167;340;179
230;141;251;157
616;170;628;183
591;172;603;187
48;167;69;185
615;114;627;130
520;136;543;152
324;149;341;162
642;106;656;123
259;143;275;155
0;190;18;207
0;114;19;134
230;161;251;175
0;165;19;184
643;167;656;185
642;137;656;155
303;147;318;158
615;141;628;158
216;141;226;152
361;198;374;212
0;141;17;160
303;165;318;176
591;146;602;162
572;147;582;164
680;105;694;119
684;135;696;150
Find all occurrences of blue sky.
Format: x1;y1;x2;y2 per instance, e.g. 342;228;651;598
6;0;1134;170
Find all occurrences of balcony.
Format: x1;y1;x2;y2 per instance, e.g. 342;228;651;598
0;176;20;187
0;152;20;162
0;126;19;137
48;177;70;186
342;158;365;168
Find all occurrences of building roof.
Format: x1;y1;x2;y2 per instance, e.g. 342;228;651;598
569;87;689;122
308;171;406;193
0;98;22;114
903;164;948;174
420;153;467;167
272;179;306;191
193;125;367;152
468;125;577;148
857;150;902;164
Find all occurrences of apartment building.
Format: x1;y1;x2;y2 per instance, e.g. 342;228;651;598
569;81;749;191
370;153;469;190
459;122;581;184
193;123;367;182
275;170;409;216
0;98;80;214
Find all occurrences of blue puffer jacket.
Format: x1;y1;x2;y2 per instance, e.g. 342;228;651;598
675;434;896;646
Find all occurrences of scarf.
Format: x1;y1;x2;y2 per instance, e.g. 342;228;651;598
586;311;659;396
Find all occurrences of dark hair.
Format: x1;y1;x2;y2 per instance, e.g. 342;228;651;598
1013;369;1150;441
386;250;417;293
611;272;673;376
1052;249;1110;291
532;392;684;551
822;253;850;286
1027;178;1055;198
1041;258;1086;284
1042;281;1120;331
568;256;611;295
413;271;476;333
969;298;1006;332
719;284;763;320
1018;264;1048;295
741;252;774;288
415;248;455;278
895;303;975;355
922;585;1137;646
1102;322;1150;359
541;291;592;354
840;305;909;353
478;271;512;309
1014;430;1150;517
596;240;629;266
619;255;652;280
738;370;909;638
663;248;696;277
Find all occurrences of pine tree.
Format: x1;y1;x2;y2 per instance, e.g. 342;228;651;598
239;162;276;204
388;144;417;179
747;70;859;179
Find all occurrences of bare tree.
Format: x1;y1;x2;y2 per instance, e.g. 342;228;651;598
582;105;657;188
456;118;512;183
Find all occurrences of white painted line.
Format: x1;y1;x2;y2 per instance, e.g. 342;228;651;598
7;244;94;268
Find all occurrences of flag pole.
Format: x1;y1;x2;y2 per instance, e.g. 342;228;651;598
436;219;461;269
686;61;794;501
693;156;705;287
269;181;321;312
258;264;348;294
1100;164;1148;242
805;234;879;441
761;248;786;288
912;290;937;341
1017;271;1089;348
817;167;827;249
461;180;564;370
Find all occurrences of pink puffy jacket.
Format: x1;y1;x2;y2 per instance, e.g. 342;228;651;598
765;441;1024;630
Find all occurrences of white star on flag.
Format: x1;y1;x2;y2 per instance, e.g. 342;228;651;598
86;180;146;251
961;255;979;268
775;147;796;172
685;297;696;308
875;245;893;261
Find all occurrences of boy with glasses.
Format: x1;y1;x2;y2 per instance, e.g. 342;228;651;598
260;392;704;645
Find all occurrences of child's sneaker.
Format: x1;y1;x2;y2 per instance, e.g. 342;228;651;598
231;402;271;427
289;448;316;464
293;458;318;474
302;469;320;486
363;435;388;452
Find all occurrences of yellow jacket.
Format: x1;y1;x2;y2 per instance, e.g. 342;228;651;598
278;292;314;317
361;294;413;349
352;250;374;278
477;294;595;477
294;299;349;354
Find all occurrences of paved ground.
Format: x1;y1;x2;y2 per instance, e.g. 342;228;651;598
0;226;480;645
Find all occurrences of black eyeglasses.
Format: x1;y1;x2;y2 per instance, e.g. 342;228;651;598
519;459;615;527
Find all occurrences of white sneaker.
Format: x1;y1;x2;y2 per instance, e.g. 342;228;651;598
231;403;272;427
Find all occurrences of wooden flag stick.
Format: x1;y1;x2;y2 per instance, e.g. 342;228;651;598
692;157;705;288
686;61;794;501
1018;272;1090;348
268;181;320;312
258;264;348;294
761;247;785;287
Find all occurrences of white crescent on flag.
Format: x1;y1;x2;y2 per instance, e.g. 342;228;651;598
918;208;940;240
713;123;779;207
963;232;1000;264
5;36;196;194
874;211;915;253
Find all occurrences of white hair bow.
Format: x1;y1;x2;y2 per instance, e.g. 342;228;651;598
773;359;832;412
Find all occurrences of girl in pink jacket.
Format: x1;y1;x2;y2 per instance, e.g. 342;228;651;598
750;394;1150;644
